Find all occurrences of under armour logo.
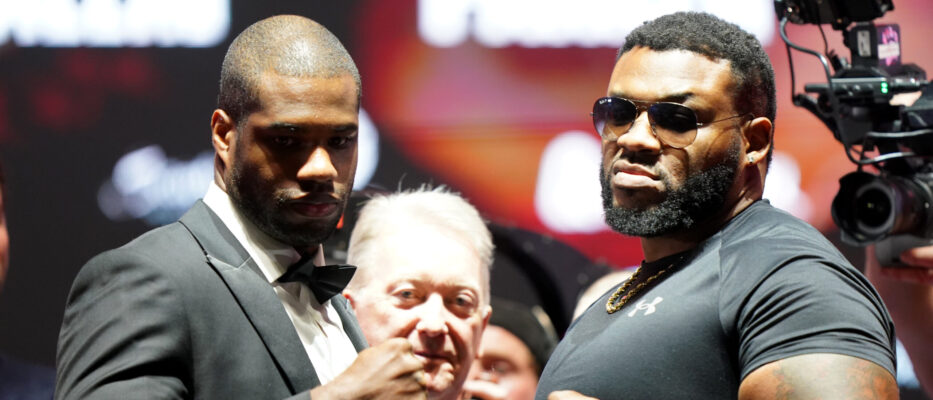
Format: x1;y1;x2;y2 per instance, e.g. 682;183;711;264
627;296;663;317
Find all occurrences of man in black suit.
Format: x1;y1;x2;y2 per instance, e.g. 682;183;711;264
56;15;426;400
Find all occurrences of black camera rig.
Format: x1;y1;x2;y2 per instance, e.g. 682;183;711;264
775;0;933;262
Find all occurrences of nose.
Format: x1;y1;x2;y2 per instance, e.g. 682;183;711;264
297;146;338;183
415;295;449;337
614;111;661;154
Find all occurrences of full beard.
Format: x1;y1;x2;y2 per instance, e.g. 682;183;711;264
228;165;346;249
601;143;740;237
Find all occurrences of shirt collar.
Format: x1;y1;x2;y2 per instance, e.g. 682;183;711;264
202;182;325;283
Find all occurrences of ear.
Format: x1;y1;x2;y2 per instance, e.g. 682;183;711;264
211;109;237;188
743;116;772;166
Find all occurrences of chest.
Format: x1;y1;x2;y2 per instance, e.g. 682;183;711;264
538;264;743;399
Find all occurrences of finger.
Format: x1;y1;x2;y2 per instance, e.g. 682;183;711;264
548;390;600;400
378;338;421;370
407;347;425;371
393;370;427;400
900;245;933;269
413;370;426;387
548;391;574;400
383;336;413;352
416;371;429;400
399;339;424;369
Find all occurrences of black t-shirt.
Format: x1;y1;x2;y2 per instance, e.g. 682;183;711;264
535;201;896;399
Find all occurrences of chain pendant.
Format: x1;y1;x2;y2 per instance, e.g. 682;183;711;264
606;262;676;314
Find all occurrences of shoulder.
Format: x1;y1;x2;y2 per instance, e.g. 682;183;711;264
707;202;896;377
716;201;851;278
723;201;837;251
107;221;200;261
65;220;212;320
713;202;881;311
0;355;55;398
78;221;204;280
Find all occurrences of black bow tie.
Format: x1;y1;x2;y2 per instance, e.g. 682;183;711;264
277;258;357;304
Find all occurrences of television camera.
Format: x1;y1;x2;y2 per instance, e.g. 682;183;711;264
775;0;933;264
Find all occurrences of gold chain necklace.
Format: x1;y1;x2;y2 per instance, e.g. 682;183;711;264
606;261;678;314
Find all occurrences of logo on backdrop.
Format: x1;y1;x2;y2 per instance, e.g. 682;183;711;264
0;0;230;47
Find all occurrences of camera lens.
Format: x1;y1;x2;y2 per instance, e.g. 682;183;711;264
832;171;933;244
854;187;892;228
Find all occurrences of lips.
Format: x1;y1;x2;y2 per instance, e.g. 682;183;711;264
413;350;456;365
287;194;341;218
611;160;659;189
290;202;338;217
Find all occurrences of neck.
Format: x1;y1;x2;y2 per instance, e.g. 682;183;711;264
299;244;326;264
640;194;758;262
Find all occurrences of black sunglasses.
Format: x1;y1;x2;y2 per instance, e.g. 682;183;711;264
591;97;750;149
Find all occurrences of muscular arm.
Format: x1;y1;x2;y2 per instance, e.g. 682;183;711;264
739;353;898;400
727;243;898;399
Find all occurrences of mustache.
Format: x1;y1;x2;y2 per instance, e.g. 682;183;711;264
616;150;660;167
605;152;667;182
274;182;348;203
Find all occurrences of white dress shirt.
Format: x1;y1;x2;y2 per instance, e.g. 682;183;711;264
203;182;358;384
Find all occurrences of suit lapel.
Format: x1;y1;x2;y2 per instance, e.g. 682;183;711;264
178;201;321;392
331;296;369;352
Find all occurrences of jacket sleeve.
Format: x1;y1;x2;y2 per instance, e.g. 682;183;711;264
56;249;192;399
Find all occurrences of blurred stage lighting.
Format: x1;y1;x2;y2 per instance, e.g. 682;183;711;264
0;0;230;47
418;0;775;48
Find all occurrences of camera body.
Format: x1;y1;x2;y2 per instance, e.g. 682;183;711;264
776;0;933;246
775;0;893;29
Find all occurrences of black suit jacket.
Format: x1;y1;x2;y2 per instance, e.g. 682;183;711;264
56;201;368;399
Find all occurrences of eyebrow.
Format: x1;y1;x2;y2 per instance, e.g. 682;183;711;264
266;121;358;133
609;91;694;104
267;122;304;132
391;278;481;293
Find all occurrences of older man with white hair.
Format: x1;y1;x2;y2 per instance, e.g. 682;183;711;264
344;187;494;400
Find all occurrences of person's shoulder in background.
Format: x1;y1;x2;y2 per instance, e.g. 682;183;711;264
0;353;55;400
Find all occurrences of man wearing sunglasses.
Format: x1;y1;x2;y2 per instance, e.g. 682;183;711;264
536;12;897;400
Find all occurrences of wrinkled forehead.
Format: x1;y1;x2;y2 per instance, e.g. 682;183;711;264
356;228;486;293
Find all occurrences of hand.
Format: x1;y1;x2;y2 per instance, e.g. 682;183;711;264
901;245;933;266
311;337;426;399
547;390;600;400
461;379;507;400
870;244;933;284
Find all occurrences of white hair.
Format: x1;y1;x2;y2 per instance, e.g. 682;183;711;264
346;186;494;303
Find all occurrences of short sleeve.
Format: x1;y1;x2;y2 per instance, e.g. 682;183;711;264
733;255;896;379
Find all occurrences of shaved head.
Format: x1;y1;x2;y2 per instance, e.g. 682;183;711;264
217;15;361;126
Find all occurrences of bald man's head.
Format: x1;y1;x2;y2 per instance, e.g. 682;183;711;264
217;15;361;126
